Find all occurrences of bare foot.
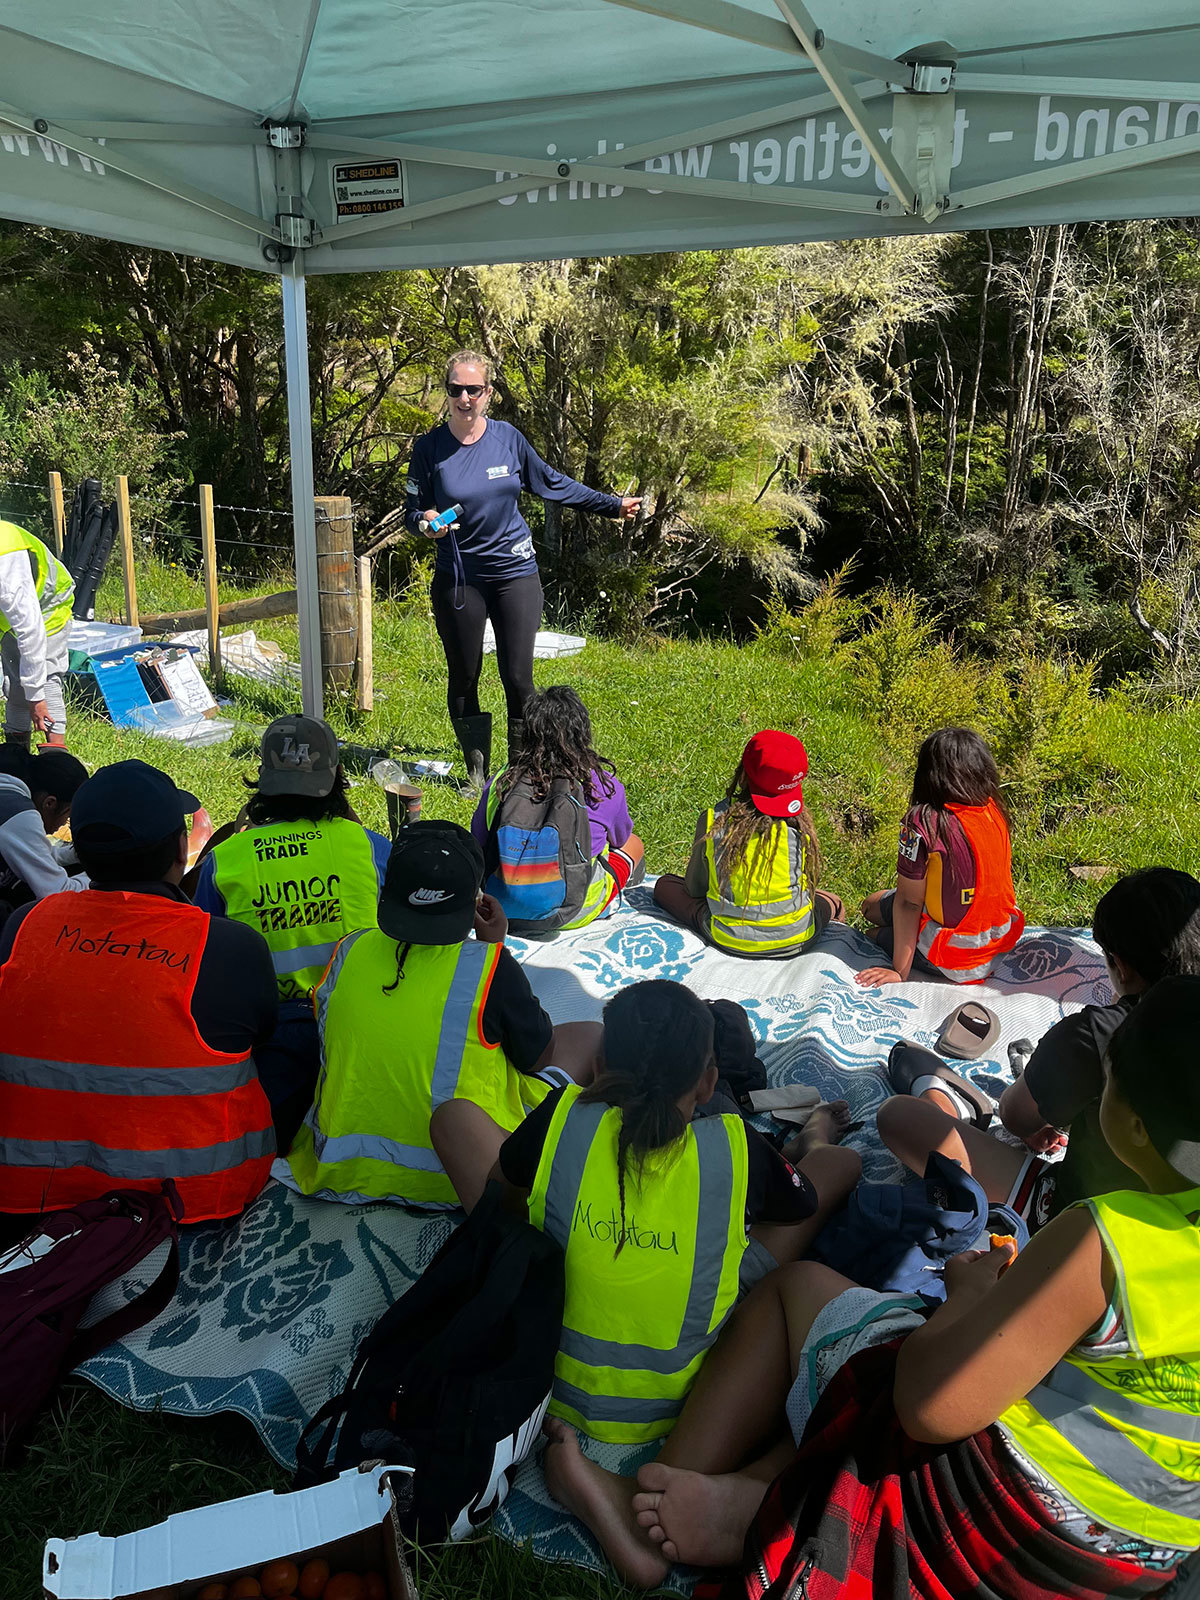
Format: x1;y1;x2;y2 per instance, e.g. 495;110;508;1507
632;1461;767;1568
542;1417;669;1589
784;1100;851;1161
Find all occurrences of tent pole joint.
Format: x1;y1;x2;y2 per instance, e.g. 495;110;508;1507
909;61;955;95
277;212;316;248
266;122;307;149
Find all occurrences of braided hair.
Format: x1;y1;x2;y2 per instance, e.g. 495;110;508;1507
580;980;716;1256
709;761;822;891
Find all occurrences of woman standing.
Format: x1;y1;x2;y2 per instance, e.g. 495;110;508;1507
405;351;640;785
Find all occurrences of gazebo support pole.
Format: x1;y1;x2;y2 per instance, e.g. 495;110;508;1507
281;256;324;720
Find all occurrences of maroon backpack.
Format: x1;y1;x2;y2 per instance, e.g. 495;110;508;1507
0;1185;181;1464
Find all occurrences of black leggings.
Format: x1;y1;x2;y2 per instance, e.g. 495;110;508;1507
431;569;543;721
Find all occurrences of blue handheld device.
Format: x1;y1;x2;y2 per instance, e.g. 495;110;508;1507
421;503;463;535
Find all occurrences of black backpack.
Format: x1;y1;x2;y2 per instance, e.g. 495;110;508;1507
483;774;594;933
294;1185;565;1539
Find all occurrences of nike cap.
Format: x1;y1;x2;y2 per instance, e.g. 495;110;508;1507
378;819;484;945
257;714;341;798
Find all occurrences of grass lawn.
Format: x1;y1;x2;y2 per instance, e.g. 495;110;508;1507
6;554;1200;1596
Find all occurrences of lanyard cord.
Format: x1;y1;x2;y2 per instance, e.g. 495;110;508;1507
448;528;467;610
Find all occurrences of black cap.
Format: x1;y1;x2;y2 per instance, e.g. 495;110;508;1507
378;820;483;945
71;759;201;854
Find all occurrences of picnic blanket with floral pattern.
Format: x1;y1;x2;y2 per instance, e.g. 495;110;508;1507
78;885;1109;1586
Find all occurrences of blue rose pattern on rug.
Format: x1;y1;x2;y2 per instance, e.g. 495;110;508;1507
78;890;1110;1591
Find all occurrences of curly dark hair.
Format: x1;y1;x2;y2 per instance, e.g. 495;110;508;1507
242;767;355;825
500;685;616;804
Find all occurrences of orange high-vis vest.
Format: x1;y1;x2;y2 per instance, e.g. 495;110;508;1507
0;892;275;1220
917;800;1024;983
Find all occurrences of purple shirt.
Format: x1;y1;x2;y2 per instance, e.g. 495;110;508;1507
472;769;632;862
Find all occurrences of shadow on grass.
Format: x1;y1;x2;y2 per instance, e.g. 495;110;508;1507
8;1382;640;1600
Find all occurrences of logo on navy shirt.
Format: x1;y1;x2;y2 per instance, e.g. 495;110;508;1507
486;465;510;479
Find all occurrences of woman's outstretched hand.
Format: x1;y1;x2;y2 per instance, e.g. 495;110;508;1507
619;496;642;519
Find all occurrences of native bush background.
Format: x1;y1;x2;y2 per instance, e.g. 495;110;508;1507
3;218;1200;681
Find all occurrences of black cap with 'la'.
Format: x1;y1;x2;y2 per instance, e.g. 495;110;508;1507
378;820;484;945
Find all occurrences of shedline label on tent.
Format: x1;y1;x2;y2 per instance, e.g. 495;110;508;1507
331;159;404;221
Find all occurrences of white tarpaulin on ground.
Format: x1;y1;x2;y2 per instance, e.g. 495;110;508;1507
1;1;1197;711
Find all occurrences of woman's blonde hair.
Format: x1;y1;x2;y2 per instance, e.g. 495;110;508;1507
444;349;494;387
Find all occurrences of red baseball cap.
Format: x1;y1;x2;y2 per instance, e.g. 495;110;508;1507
742;730;808;817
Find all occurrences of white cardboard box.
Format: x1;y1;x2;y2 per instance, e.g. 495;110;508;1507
43;1464;417;1600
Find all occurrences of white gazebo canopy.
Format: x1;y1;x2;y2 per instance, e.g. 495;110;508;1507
1;0;1197;713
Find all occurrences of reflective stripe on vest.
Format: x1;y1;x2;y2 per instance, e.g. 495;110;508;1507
918;800;1024;981
284;931;540;1209
559;856;619;932
704;803;814;955
0;520;74;637
210;817;381;1002
999;1187;1200;1547
528;1087;750;1443
0;1052;258;1097
0;891;274;1221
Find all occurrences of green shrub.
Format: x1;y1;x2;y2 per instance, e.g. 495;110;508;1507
755;560;864;658
847;588;982;743
981;652;1104;814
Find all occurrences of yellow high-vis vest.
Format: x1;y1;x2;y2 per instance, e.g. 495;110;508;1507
527;1085;751;1443
285;930;551;1208
704;803;815;956
0;521;74;638
999;1187;1200;1549
210;817;382;1002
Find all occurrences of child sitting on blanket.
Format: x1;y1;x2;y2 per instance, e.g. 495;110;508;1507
541;976;1200;1595
857;726;1024;987
878;867;1200;1233
278;820;602;1213
653;730;844;959
495;979;861;1446
470;684;645;934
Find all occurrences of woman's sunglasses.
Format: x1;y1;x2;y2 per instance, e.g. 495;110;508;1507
446;382;487;397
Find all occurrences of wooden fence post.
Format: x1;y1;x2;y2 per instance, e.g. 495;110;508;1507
116;474;138;628
314;495;356;696
199;483;221;679
357;555;374;713
48;471;66;557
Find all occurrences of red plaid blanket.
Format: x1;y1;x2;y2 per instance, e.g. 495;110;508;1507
695;1340;1178;1600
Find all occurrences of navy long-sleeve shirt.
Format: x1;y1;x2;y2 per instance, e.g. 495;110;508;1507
404;419;624;583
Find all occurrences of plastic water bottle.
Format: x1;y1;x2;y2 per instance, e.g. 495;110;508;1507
419;504;463;536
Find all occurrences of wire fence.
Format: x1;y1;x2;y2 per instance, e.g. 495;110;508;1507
0;472;432;608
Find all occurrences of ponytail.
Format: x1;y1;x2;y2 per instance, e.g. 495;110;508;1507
381;941;412;994
582;980;714;1256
